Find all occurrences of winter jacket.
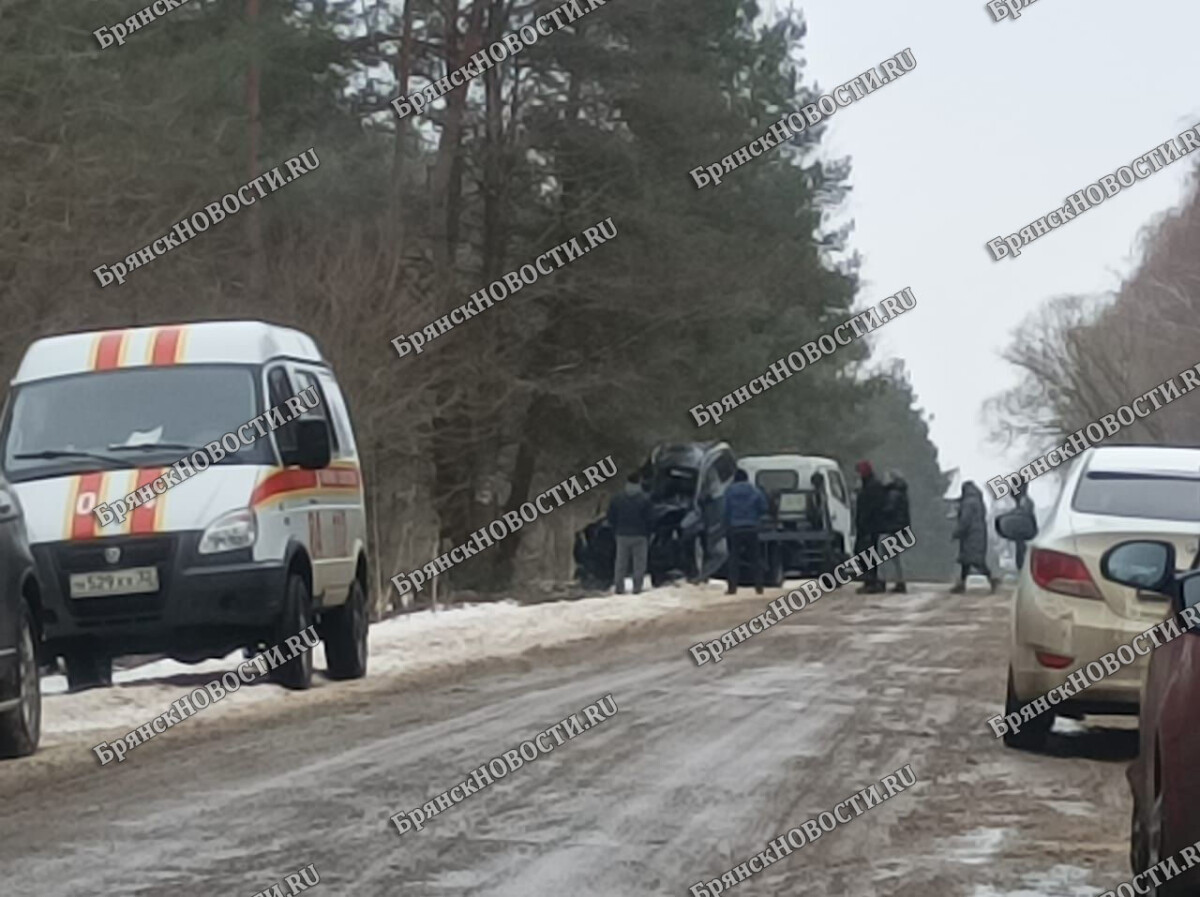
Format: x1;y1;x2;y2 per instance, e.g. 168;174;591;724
724;481;768;529
607;484;653;537
953;482;988;567
855;473;887;536
882;478;911;533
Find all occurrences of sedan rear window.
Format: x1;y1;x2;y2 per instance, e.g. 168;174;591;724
1073;471;1200;521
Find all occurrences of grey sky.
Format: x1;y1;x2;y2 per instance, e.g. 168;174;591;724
762;0;1200;502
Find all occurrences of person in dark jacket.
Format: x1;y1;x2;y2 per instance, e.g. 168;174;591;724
607;471;654;594
854;460;887;594
881;470;910;593
951;480;996;593
724;468;768;595
1008;481;1036;570
806;472;830;531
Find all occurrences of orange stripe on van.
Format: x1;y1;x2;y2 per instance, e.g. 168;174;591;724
150;326;185;366
69;472;106;540
93;332;126;371
129;468;165;534
250;465;360;507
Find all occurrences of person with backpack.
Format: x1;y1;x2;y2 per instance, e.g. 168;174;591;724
881;470;910;593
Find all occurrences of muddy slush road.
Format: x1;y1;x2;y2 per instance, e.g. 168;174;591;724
0;585;1138;897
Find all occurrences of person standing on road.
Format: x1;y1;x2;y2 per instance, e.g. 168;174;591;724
951;480;996;593
724;468;768;595
806;472;830;531
607;471;653;595
854;460;887;594
882;470;910;594
1007;481;1036;571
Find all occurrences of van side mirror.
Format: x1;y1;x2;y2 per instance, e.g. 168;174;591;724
1100;540;1175;594
283;417;331;470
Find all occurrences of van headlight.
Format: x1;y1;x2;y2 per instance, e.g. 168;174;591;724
198;508;257;554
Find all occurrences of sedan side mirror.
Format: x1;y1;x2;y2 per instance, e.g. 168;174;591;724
1180;572;1200;615
1100;540;1175;594
995;510;1036;542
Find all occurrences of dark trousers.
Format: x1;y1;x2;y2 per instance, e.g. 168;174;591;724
960;562;992;580
855;532;882;584
726;527;763;594
1015;541;1027;570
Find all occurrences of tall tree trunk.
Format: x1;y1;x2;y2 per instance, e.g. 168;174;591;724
245;0;266;300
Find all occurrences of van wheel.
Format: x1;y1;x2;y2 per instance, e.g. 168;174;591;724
323;578;368;680
64;647;113;693
767;546;785;588
1002;667;1052;750
270;573;314;691
0;607;41;758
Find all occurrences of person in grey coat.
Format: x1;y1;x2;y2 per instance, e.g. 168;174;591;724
607;471;654;594
951;480;996;593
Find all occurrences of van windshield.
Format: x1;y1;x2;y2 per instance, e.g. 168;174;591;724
2;365;272;482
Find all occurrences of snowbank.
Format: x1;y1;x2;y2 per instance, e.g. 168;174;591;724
38;580;734;748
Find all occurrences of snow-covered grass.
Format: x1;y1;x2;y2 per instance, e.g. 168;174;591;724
37;580;737;748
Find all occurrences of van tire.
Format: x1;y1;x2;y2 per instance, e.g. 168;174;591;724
323;578;368;680
0;606;41;758
767;545;785;588
270;573;314;691
64;648;113;693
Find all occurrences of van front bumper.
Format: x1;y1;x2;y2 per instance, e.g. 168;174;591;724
32;532;287;655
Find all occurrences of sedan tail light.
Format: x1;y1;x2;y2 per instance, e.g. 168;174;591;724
1035;651;1074;669
1030;548;1103;600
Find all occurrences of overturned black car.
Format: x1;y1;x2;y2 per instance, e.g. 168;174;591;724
574;442;736;589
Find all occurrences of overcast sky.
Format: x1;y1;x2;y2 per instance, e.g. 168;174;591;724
760;0;1200;503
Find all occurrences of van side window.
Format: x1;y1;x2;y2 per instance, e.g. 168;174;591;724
266;366;298;458
316;372;357;458
293;369;341;455
828;471;847;503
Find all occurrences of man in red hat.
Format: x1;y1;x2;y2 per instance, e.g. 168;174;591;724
854;460;887;594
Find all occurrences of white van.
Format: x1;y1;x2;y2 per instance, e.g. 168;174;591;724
0;321;369;691
737;454;853;582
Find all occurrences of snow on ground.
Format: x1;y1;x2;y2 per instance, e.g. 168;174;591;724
969;864;1098;897
38;579;738;747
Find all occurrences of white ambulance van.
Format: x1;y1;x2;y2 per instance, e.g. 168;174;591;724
0;321;369;691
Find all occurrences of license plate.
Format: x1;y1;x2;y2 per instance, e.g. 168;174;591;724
69;566;159;599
